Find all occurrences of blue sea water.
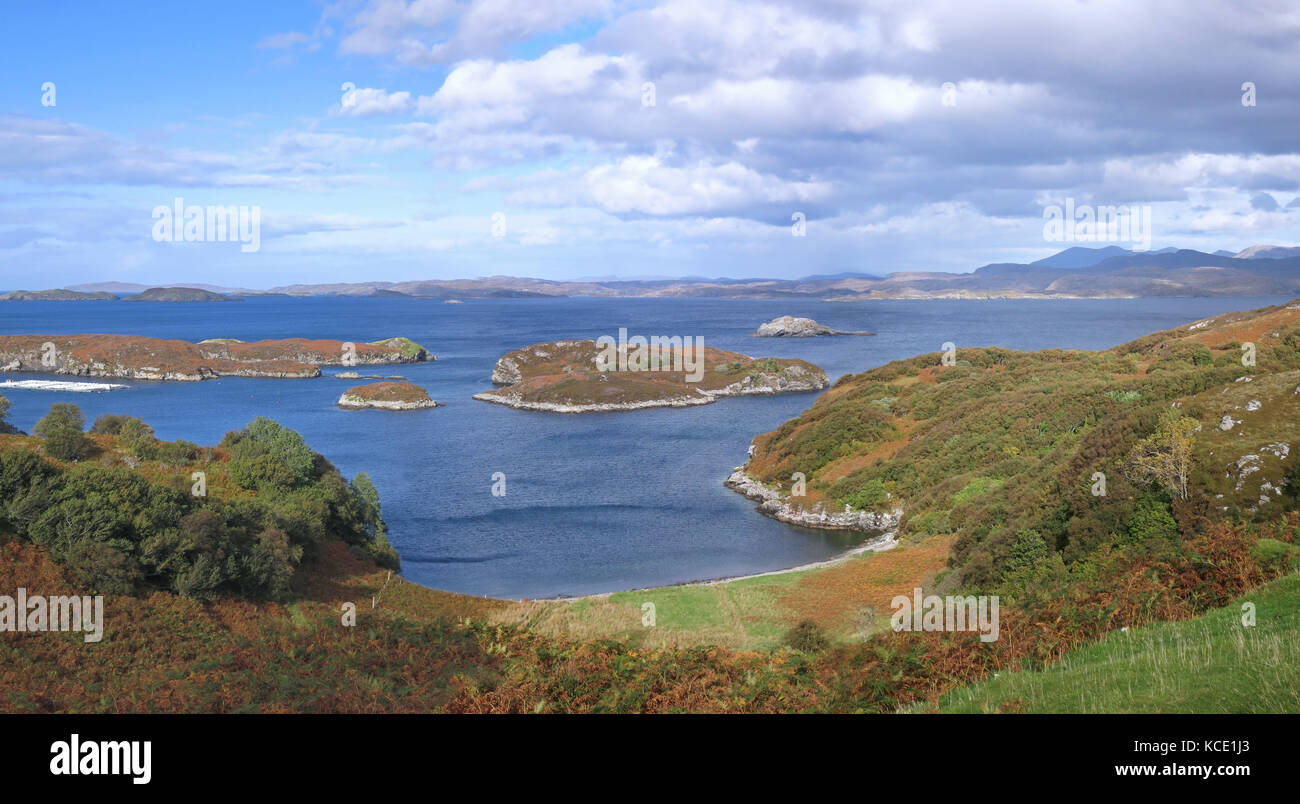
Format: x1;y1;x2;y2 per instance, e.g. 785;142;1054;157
0;295;1290;598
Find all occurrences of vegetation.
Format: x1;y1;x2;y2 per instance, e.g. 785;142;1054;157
476;340;827;410
0;333;431;381
937;570;1300;713
1;405;397;601
33;403;91;461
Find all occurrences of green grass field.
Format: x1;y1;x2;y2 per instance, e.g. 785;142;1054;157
936;572;1300;713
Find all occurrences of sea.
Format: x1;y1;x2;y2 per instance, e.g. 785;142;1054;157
0;295;1289;598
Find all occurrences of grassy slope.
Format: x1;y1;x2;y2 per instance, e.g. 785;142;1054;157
936;571;1300;714
504;535;953;651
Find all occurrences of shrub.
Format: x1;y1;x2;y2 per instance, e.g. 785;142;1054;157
90;413;132;435
783;619;829;652
117;417;158;460
33;403;91;461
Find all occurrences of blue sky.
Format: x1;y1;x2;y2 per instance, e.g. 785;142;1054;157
2;0;1300;289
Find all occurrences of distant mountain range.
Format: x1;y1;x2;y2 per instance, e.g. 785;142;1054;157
16;244;1300;301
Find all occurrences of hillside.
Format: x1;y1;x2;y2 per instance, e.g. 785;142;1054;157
0;334;432;381
733;299;1300;593
936;571;1300;713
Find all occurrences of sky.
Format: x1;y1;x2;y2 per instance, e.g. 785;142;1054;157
2;0;1300;289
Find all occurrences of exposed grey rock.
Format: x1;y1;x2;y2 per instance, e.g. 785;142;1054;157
752;315;873;337
724;468;900;534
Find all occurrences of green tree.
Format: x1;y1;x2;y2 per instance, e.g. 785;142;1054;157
33;403;91;461
1126;494;1179;543
0;393;16;434
1125;413;1198;501
245;417;314;484
350;472;384;538
117;417;158;460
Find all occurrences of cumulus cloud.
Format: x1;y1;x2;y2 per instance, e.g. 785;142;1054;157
335;88;414;117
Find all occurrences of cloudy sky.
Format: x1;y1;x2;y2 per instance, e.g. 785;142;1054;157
3;0;1300;288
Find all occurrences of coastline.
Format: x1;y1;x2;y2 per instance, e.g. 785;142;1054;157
544;528;898;602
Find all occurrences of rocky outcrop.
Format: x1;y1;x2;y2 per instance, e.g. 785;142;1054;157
752;316;874;337
725;468;901;535
338;381;440;410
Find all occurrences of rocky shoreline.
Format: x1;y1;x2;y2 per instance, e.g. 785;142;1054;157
338;381;440;410
475;339;830;412
475;366;829;412
724;467;902;534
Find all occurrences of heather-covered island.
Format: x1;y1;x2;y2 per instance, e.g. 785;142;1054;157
473;339;829;412
338;381;440;410
0;334;432;381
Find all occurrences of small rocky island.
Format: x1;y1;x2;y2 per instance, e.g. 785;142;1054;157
0;334;432;381
752;316;874;337
0;289;118;301
474;339;828;413
338;381;440;410
124;287;240;302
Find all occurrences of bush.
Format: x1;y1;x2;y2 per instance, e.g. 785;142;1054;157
33;403;91;461
1126;495;1179;544
1251;538;1300;574
90;413;132;435
783;619;829;652
117;417;158;460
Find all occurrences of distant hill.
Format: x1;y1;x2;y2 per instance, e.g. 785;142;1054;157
1235;245;1300;259
0;289;117;301
1030;245;1133;268
123;287;240;302
57;243;1300;301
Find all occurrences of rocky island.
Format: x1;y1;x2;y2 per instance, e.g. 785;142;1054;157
0;289;118;301
0;334;432;381
752;316;874;337
474;339;828;413
338;381;440;410
124;286;241;302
